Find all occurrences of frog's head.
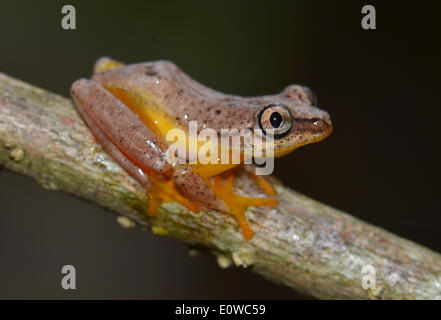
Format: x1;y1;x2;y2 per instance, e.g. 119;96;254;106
254;85;332;158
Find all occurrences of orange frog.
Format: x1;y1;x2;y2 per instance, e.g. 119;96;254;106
71;57;332;239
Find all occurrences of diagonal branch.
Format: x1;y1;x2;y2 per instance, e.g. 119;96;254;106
1;72;440;299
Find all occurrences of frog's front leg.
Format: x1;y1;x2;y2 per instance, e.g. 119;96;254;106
174;166;277;239
173;167;230;212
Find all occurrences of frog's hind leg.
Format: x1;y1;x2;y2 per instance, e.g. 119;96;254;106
71;79;171;174
71;79;199;214
71;80;150;188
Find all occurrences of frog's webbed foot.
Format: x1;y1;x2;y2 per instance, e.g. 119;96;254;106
243;164;277;196
174;166;277;240
207;167;277;239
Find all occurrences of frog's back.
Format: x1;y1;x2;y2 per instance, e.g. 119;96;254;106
93;60;275;132
92;59;330;135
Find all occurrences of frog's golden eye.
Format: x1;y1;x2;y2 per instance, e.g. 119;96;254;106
257;104;293;138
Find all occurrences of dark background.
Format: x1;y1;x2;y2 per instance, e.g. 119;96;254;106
0;0;440;299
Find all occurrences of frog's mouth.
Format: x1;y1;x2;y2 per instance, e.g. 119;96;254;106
271;118;333;158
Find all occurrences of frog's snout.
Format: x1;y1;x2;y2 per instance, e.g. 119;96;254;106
313;117;333;140
271;112;332;157
311;104;332;132
312;108;333;141
293;115;332;142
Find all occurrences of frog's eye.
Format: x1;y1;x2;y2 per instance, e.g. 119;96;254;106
257;104;293;138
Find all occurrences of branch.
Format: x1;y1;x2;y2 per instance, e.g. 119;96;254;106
1;72;440;299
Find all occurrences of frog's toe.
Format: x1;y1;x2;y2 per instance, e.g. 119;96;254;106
244;165;277;196
94;57;124;73
207;169;278;240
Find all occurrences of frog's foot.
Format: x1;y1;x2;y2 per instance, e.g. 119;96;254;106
244;165;277;196
207;168;278;239
146;173;200;216
94;57;124;73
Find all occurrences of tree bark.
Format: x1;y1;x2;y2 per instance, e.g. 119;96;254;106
1;72;440;299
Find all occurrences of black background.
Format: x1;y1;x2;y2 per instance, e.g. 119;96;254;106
0;0;440;299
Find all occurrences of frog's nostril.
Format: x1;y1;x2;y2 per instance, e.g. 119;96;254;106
291;117;332;140
316;111;332;135
312;119;328;131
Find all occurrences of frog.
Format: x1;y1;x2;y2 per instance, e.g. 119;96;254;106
71;57;332;240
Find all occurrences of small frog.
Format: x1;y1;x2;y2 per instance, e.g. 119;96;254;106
71;57;332;239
